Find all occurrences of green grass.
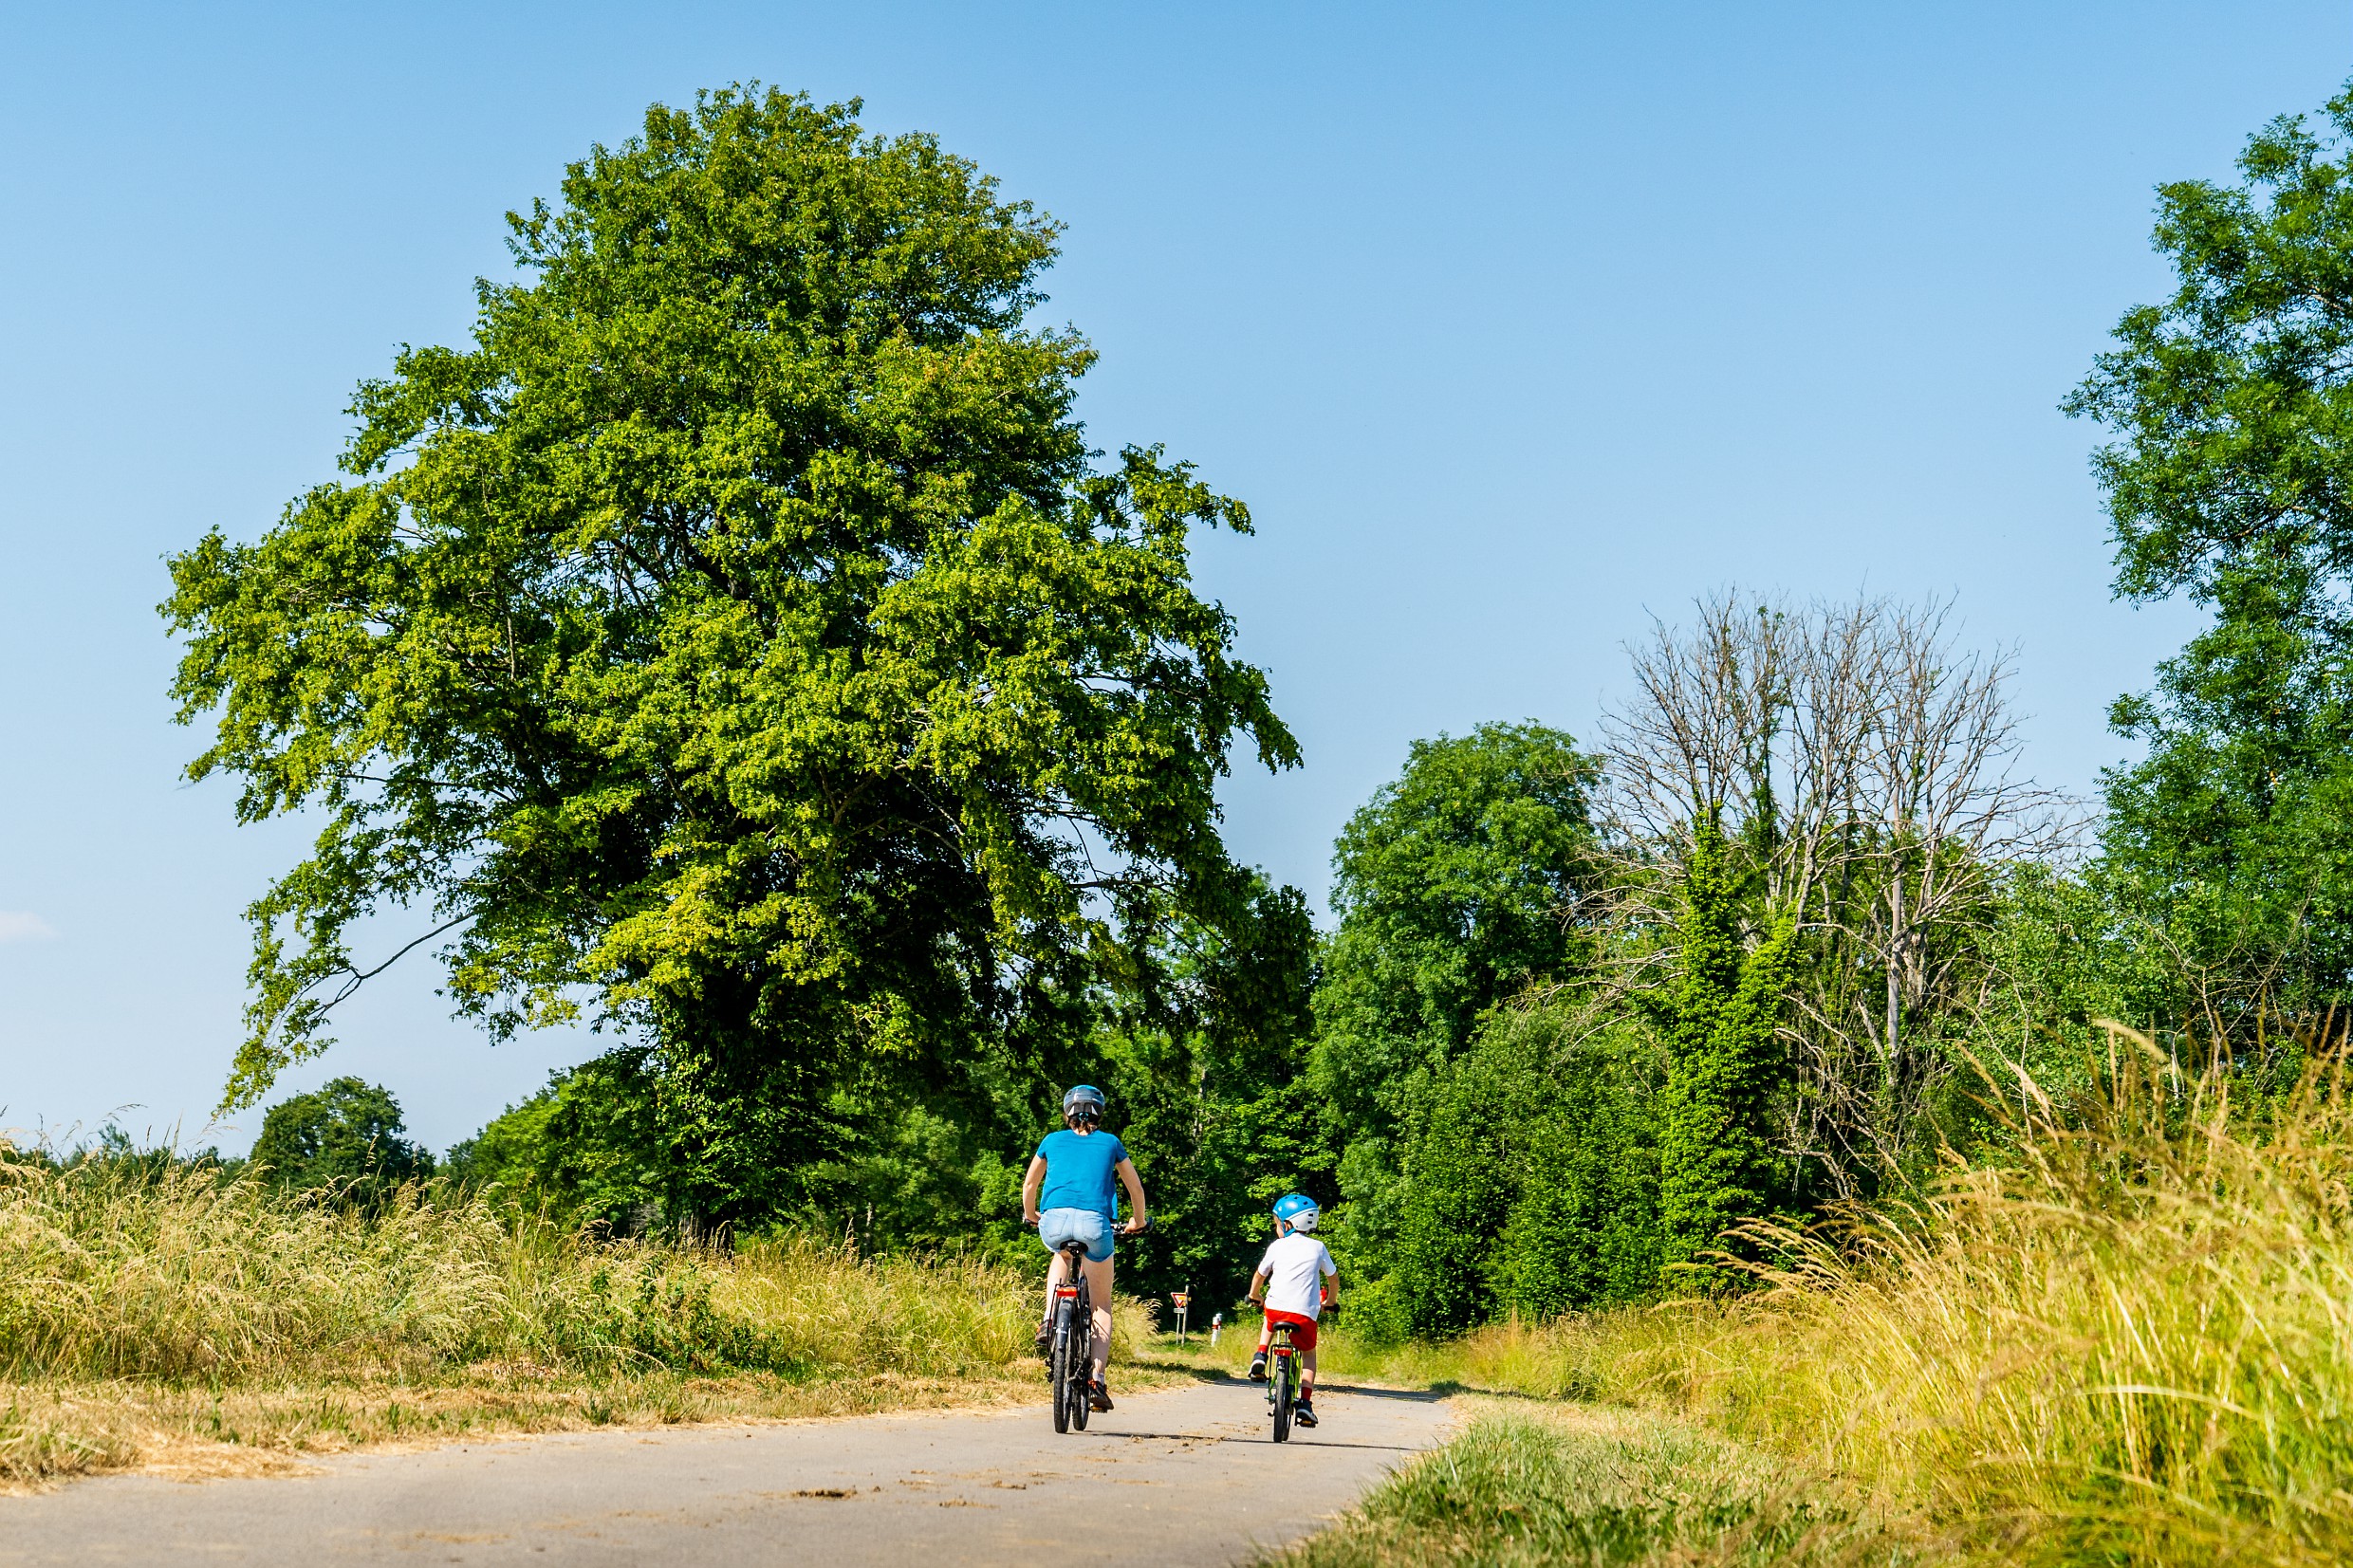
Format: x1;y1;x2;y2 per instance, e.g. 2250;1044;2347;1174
1265;1405;1918;1568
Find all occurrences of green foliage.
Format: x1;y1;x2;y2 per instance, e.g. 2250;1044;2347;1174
1492;1035;1664;1319
1308;722;1601;1284
442;1048;674;1230
1036;878;1323;1304
1381;1010;1662;1340
249;1077;434;1204
447;879;1320;1305
163;86;1298;1223
1966;866;2180;1070
1655;817;1794;1280
2066;79;2353;1026
1381;1040;1520;1338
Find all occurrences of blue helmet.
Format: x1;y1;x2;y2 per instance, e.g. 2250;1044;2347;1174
1272;1192;1320;1233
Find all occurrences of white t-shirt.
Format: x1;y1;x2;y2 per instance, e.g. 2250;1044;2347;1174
1256;1233;1337;1319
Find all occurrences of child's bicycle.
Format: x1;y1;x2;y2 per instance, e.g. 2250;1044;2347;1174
1263;1319;1301;1442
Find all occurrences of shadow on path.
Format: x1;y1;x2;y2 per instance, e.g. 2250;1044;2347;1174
1093;1430;1424;1453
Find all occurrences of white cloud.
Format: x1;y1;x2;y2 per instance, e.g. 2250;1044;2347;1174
0;912;56;944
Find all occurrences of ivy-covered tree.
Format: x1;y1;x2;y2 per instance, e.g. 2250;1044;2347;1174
1655;815;1794;1281
163;88;1298;1220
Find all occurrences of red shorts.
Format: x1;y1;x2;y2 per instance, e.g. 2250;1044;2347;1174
1263;1309;1319;1352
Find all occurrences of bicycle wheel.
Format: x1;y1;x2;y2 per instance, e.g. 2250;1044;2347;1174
1049;1298;1075;1434
1070;1285;1092;1430
1271;1349;1293;1443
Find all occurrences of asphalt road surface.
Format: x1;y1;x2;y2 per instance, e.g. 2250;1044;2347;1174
0;1377;1454;1567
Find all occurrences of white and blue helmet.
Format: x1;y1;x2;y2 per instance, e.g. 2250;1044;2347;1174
1272;1192;1320;1233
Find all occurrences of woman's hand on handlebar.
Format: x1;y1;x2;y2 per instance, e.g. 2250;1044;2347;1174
1120;1215;1150;1237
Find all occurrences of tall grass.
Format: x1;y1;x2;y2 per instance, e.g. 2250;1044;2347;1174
1360;1024;2353;1564
0;1145;1150;1407
1664;1025;2353;1563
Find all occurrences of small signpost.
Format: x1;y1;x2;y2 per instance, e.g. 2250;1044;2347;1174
1210;1311;1224;1348
1171;1289;1192;1344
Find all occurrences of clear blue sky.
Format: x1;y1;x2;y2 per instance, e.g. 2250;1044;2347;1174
1;2;2342;1156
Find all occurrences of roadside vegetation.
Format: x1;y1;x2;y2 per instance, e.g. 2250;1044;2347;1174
0;1142;1160;1488
102;63;2353;1567
1251;1027;2353;1565
1266;1408;1910;1568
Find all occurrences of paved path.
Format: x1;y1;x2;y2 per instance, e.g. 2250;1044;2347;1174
0;1377;1454;1567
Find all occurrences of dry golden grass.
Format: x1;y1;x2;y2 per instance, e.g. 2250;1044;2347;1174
0;1150;1168;1488
1598;1026;2353;1566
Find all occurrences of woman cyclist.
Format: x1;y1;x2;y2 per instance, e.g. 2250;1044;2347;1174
1022;1084;1149;1411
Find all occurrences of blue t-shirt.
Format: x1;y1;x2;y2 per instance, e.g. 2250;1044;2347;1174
1034;1128;1129;1219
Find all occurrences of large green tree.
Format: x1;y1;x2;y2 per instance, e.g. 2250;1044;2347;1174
2066;82;2353;1030
1307;722;1601;1273
165;88;1297;1218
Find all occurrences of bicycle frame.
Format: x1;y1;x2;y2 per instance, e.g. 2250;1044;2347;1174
1266;1320;1298;1443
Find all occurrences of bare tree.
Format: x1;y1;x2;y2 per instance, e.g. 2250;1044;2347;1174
1599;590;2075;1196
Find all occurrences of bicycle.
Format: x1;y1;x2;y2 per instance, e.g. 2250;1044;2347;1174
1264;1319;1300;1442
1046;1232;1096;1434
1043;1216;1147;1435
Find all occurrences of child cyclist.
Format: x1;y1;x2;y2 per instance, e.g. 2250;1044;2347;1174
1247;1192;1339;1428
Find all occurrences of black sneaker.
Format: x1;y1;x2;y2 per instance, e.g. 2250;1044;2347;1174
1033;1321;1053;1357
1293;1399;1318;1429
1088;1379;1114;1412
1248;1354;1268;1381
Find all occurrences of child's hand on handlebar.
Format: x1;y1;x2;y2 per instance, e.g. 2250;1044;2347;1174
1121;1215;1150;1236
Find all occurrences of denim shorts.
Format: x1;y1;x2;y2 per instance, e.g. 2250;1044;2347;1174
1039;1207;1114;1262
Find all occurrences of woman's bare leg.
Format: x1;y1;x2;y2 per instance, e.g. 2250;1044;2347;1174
1082;1253;1115;1380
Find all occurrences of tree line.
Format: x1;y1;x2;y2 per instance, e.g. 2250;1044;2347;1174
168;82;2353;1334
